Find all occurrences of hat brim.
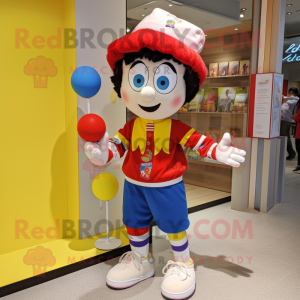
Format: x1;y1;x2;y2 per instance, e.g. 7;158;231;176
107;29;206;86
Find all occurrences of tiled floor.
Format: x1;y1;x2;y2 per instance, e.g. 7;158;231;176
3;164;300;300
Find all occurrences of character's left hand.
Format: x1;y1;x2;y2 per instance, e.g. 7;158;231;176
215;133;246;168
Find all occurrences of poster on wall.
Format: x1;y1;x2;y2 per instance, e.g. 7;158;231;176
270;74;283;138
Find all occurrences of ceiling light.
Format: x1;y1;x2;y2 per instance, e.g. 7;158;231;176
126;28;130;32
287;12;292;14
235;28;238;31
287;4;292;6
240;8;246;18
169;4;173;6
142;14;145;16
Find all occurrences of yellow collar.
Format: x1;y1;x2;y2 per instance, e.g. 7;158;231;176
132;118;172;155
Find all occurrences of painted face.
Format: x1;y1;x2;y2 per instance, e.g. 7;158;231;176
120;58;186;120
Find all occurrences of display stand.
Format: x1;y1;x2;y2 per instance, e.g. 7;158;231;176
248;73;284;139
94;200;122;250
87;98;90;114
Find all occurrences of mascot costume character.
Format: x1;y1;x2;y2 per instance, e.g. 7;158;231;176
84;8;246;300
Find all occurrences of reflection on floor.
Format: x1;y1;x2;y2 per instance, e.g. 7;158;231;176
185;183;230;208
3;167;300;300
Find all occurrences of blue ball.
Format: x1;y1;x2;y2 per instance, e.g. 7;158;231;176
71;66;101;98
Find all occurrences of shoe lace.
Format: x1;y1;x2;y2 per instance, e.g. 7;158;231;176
162;260;191;281
119;251;141;271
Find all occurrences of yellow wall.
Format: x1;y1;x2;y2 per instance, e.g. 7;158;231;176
0;0;78;254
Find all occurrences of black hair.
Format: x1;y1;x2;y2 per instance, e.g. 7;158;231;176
110;47;200;103
288;87;299;96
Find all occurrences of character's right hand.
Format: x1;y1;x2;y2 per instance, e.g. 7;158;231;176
84;132;109;166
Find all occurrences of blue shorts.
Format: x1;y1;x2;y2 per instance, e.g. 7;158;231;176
123;180;189;233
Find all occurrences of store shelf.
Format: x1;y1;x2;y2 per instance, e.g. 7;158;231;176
184;158;232;192
206;75;249;79
186;158;230;167
201;75;250;89
187;158;216;166
177;111;247;115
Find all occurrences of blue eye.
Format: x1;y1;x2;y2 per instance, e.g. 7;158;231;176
156;76;169;90
133;74;145;88
129;62;148;91
153;63;177;94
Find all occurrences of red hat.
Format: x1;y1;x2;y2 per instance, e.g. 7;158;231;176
107;8;207;86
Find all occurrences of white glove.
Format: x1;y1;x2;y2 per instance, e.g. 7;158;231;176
84;132;109;166
215;133;246;168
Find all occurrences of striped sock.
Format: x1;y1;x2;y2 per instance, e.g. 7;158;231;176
168;231;190;263
126;226;150;259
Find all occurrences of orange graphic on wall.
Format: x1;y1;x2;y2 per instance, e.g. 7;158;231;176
23;246;56;277
24;56;57;88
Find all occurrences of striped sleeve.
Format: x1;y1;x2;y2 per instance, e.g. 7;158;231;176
106;119;135;162
189;132;217;160
173;120;217;160
107;139;125;163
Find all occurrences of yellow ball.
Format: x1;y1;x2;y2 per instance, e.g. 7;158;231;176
92;173;119;201
110;90;117;104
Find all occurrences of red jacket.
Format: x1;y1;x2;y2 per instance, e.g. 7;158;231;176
292;107;300;139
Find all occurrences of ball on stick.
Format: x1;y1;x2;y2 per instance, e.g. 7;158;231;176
71;66;101;98
77;114;106;142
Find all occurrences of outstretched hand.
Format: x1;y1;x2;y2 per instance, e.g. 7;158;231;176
215;133;246;168
84;132;109;166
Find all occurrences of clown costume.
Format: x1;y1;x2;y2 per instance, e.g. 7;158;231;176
84;8;246;300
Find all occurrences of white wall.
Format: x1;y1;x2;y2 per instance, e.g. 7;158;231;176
75;0;126;238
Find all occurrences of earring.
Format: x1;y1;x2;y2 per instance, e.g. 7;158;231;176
110;90;117;104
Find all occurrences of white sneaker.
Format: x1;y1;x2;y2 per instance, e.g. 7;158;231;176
161;259;196;299
106;251;155;289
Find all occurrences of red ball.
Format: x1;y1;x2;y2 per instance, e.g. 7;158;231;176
77;114;106;142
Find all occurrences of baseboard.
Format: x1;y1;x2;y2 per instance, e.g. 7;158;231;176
188;196;231;214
